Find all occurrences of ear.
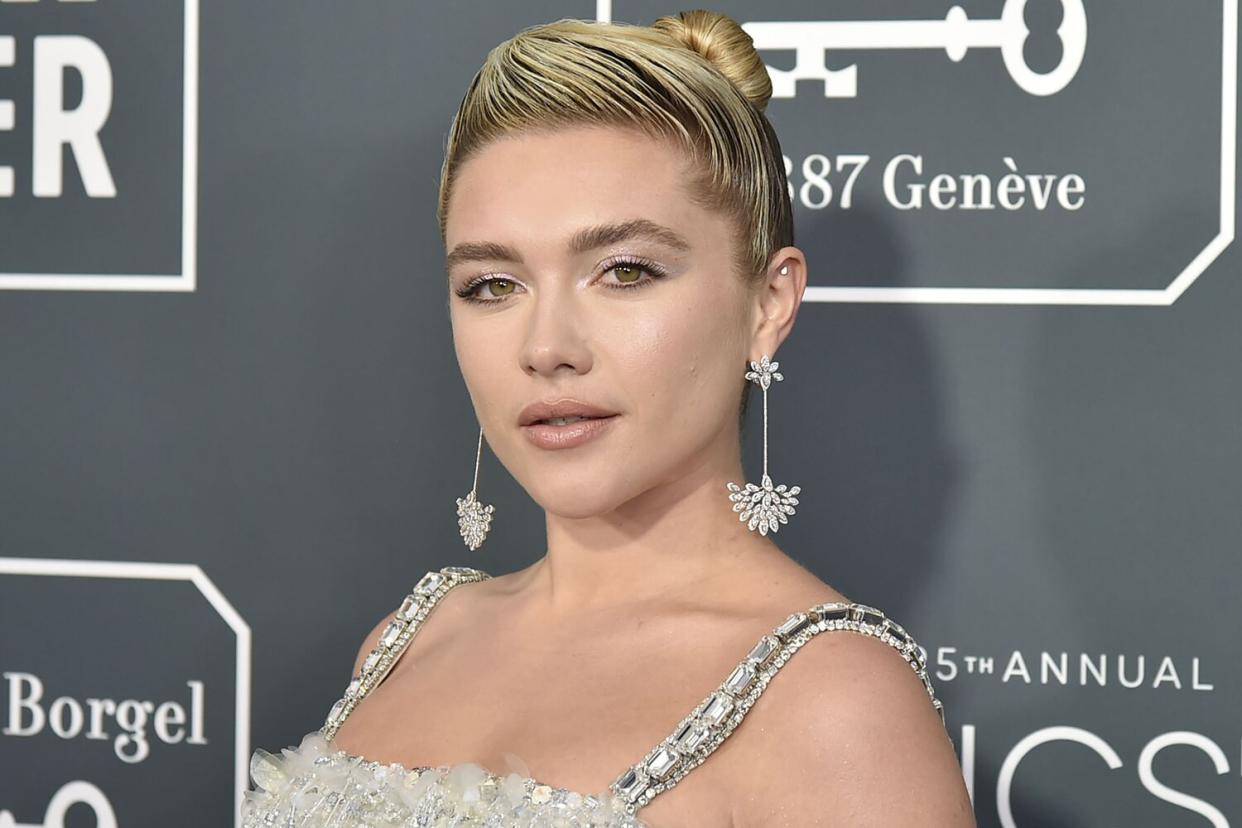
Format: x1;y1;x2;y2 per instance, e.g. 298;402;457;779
749;246;807;362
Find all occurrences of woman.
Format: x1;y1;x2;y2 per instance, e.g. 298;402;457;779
242;10;975;827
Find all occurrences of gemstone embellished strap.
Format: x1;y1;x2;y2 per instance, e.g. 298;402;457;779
319;565;492;742
608;601;946;817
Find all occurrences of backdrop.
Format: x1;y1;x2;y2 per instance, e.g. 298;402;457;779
1;1;1237;826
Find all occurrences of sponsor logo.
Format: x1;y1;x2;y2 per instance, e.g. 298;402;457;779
0;0;199;291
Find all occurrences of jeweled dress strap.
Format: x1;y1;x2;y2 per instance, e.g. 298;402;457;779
319;565;491;742
607;601;946;817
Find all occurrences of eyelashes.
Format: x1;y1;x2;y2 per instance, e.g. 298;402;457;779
453;256;670;305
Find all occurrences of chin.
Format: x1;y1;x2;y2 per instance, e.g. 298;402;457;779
525;476;628;520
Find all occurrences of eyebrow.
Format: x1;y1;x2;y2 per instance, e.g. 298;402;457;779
444;218;692;271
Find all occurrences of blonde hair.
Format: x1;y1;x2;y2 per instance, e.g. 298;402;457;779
436;9;794;285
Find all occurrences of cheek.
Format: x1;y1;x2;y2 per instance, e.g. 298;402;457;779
605;293;744;424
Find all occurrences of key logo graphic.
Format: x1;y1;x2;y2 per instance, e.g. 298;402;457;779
746;0;1087;99
0;0;199;292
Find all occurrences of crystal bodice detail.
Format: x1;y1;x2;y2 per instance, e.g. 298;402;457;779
241;565;947;825
243;728;646;827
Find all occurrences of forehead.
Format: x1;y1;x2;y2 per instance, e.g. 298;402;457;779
444;125;709;248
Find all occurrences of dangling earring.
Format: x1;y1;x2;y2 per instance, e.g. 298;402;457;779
455;425;495;550
726;353;801;535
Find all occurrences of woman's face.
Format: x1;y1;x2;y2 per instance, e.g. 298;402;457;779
444;124;760;520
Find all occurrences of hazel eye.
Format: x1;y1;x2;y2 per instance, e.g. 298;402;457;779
484;278;517;297
612;263;643;284
456;276;520;303
600;257;668;290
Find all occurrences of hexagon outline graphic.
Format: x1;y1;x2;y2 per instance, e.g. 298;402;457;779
0;556;251;827
599;0;1237;306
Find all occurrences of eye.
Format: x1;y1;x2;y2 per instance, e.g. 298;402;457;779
454;276;520;304
599;256;668;290
453;256;669;305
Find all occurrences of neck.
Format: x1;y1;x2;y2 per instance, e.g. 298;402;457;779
515;457;780;616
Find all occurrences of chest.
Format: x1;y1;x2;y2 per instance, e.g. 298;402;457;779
330;616;756;826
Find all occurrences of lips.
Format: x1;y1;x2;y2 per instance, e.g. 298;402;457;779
533;414;603;425
520;412;618;450
518;399;618;427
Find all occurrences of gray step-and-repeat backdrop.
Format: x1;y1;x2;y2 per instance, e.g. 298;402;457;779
1;1;1237;825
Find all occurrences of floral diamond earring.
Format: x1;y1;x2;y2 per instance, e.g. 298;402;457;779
455;425;495;550
726;354;801;535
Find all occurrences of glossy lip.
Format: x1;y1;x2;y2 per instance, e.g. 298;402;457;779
521;413;618;450
518;398;618;427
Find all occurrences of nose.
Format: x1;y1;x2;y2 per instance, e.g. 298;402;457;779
519;281;593;378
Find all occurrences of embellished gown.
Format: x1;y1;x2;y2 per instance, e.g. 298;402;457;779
240;565;947;826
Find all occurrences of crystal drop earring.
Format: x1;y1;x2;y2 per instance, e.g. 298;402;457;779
725;351;801;535
455;425;496;550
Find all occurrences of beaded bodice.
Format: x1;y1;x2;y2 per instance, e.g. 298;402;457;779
241;565;946;826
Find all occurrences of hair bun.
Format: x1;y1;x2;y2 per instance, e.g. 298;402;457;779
651;9;773;113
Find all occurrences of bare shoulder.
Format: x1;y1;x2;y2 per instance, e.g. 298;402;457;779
733;605;976;827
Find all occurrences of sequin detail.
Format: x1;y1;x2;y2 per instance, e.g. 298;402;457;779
240;730;647;827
